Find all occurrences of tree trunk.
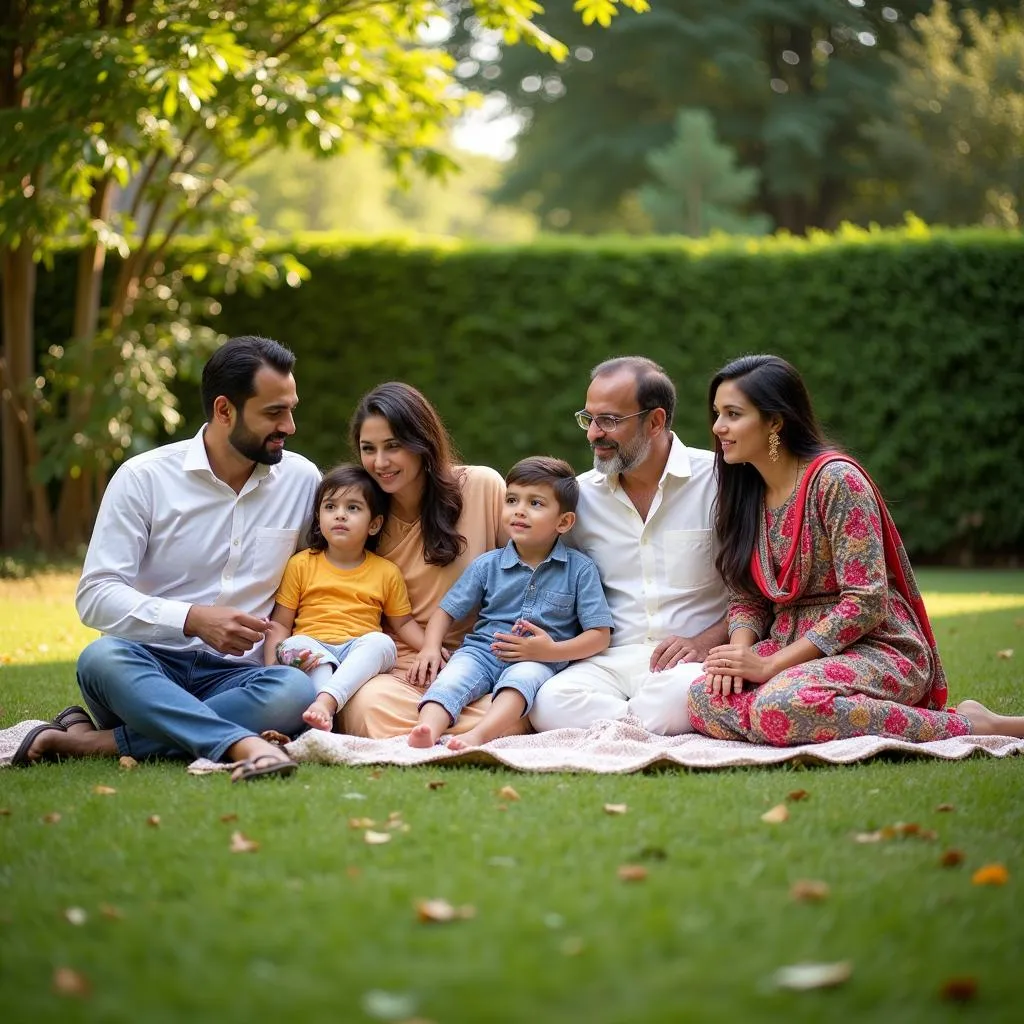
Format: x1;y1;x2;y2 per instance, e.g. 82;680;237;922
54;179;115;549
1;240;54;550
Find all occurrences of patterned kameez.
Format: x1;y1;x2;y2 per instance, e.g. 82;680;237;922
687;456;971;745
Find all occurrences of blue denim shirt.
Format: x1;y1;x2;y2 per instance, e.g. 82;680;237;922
440;538;614;673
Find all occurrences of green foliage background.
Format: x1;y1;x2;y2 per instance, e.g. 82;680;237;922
28;227;1024;563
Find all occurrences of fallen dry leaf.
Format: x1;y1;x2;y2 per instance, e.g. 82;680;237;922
53;967;91;998
761;804;789;824
229;831;260;854
64;907;87;926
995;649;1014;659
854;823;936;843
790;880;830;902
940;849;965;868
935;803;955;813
617;864;648;882
498;785;520;801
773;961;853;991
146;815;161;827
92;785;117;796
971;863;1009;886
349;817;376;829
854;831;886;844
259;729;290;745
0;808;10;816
368;769;383;781
219;813;239;823
118;756;139;770
99;904;123;920
42;812;61;824
786;789;810;802
414;898;476;924
364;830;392;845
604;803;628;815
940;977;978;1002
426;780;446;790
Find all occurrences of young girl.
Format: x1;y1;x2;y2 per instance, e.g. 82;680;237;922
265;464;425;731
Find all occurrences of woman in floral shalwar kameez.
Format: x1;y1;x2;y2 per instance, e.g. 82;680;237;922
687;354;1024;746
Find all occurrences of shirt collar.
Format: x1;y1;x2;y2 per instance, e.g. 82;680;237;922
498;536;569;569
184;424;272;487
590;431;693;490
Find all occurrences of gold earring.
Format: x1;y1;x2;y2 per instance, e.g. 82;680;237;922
768;430;780;463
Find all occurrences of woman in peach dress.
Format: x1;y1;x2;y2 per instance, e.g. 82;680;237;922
338;382;529;739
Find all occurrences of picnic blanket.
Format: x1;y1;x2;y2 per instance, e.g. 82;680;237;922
3;715;1021;773
185;715;1024;775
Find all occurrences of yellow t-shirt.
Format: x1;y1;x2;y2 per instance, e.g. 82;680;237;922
274;549;411;643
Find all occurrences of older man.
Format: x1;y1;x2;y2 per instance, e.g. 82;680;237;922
528;356;728;735
13;335;320;780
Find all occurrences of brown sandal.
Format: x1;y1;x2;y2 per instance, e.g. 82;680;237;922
230;753;298;783
52;705;95;730
12;722;67;767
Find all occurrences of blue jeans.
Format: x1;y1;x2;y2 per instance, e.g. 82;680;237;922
419;645;555;725
76;636;315;761
277;631;396;707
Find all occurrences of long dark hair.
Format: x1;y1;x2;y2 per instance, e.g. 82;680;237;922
710;355;831;595
307;464;388;553
349;382;466;566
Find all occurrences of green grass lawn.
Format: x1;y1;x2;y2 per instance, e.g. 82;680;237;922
1;569;1022;1024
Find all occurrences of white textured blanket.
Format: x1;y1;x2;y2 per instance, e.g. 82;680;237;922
3;716;1019;773
191;716;1024;774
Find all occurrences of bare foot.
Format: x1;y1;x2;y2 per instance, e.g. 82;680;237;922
408;724;439;748
957;699;1024;738
302;694;339;732
447;729;486;752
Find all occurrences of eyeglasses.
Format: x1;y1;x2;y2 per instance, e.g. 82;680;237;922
574;409;653;432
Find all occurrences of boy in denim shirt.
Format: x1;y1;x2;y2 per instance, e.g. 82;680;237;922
408;456;613;749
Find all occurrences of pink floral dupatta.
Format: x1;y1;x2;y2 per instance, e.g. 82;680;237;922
750;452;949;711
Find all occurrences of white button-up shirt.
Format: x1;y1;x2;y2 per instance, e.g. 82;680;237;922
569;433;728;647
76;426;320;662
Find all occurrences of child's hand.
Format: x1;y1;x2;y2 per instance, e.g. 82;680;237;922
276;642;322;672
491;620;558;662
407;648;444;688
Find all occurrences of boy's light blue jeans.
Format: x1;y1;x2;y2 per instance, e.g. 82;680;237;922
276;632;397;707
418;645;555;725
76;636;315;762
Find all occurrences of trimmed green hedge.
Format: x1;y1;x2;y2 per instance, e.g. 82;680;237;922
26;226;1024;562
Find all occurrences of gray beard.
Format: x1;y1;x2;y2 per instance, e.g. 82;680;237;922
592;433;652;476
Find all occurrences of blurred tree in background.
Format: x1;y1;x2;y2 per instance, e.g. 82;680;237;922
0;0;643;551
446;0;1021;233
862;1;1024;227
238;144;537;239
637;108;772;235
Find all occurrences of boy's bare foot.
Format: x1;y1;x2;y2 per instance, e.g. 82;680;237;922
408;724;439;748
447;729;487;752
302;694;339;732
957;699;1024;738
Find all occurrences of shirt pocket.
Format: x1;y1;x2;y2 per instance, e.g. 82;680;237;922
664;529;717;590
536;589;575;635
255;527;301;584
540;590;574;612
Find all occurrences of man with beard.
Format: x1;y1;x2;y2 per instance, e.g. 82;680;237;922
13;336;321;780
528;356;729;734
